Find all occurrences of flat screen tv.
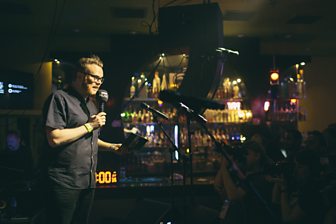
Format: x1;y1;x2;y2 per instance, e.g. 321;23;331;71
0;70;34;109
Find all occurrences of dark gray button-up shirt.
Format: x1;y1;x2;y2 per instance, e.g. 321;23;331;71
43;87;99;189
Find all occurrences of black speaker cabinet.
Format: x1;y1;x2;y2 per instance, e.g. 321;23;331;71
159;3;225;102
159;3;223;50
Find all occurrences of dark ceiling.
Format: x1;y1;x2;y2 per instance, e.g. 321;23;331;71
1;0;336;68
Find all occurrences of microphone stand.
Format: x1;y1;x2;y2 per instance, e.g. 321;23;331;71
177;103;207;187
152;114;188;223
186;115;193;185
195;115;279;223
152;116;180;186
119;59;162;179
174;103;209;222
171;101;278;223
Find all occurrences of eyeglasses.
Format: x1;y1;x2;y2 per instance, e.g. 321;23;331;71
84;72;104;83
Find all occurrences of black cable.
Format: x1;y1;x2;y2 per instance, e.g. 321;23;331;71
35;0;67;77
149;0;156;34
35;0;58;77
162;0;179;7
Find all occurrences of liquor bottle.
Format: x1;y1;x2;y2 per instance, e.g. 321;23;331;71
147;82;153;99
152;71;161;98
161;74;168;90
138;73;148;98
223;78;231;99
232;84;240;99
130;76;136;97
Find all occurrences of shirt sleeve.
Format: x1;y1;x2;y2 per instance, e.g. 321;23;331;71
45;92;67;129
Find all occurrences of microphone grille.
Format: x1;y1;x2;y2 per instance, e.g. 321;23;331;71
97;89;109;102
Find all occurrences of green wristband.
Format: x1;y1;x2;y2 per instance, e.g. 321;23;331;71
84;123;93;133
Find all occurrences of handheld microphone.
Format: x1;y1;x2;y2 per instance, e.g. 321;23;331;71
141;103;169;120
97;89;109;112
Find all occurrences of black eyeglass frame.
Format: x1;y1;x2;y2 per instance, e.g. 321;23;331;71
83;72;104;83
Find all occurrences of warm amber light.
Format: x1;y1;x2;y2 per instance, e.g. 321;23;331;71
270;72;279;81
290;99;297;104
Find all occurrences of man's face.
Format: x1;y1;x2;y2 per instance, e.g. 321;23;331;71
80;63;104;96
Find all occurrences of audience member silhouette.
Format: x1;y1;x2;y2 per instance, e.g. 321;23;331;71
214;141;274;224
0;130;33;182
272;149;325;224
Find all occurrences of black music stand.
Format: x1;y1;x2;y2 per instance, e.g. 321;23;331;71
119;133;148;152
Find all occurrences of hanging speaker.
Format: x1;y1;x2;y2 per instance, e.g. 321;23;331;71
159;3;225;103
159;3;223;50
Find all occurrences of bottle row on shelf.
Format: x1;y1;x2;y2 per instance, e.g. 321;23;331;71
179;127;245;148
121;107;253;124
127;150;219;175
268;111;306;122
214;78;247;100
129;123;245;149
123;148;220;176
121;107;177;124
278;80;306;99
203;109;253;123
129;71;184;99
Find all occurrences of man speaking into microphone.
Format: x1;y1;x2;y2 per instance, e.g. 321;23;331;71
42;55;121;224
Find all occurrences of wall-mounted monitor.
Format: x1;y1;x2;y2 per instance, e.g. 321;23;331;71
0;70;34;109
